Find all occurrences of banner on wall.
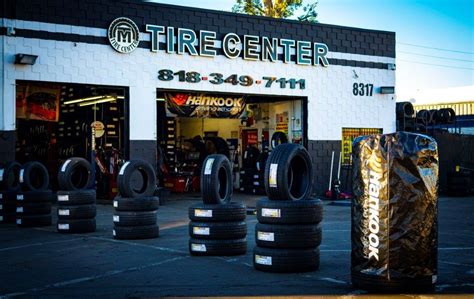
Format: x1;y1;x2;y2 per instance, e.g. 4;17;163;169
16;84;60;122
165;93;246;118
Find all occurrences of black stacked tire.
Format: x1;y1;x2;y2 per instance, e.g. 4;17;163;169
189;203;247;256
239;151;267;195
57;158;96;233
15;161;53;227
254;144;323;273
114;160;159;239
0;191;17;223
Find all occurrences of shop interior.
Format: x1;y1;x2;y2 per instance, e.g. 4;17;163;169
15;80;127;200
156;90;307;195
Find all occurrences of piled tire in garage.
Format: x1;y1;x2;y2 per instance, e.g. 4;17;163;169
113;160;159;239
0;162;21;223
239;146;261;194
189;154;247;256
253;143;323;273
56;158;96;233
16;161;53;227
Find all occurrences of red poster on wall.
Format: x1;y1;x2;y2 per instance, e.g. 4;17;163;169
16;83;60;122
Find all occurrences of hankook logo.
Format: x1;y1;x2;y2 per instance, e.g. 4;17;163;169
108;17;140;53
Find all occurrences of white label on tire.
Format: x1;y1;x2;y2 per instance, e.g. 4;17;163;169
0;216;3;221
61;159;72;172
58;224;69;230
261;208;281;218
113;201;118;208
113;215;120;222
0;169;4;181
239;187;244;191
0;193;2;199
244;151;248;159
17;194;24;201
0;204;2;210
58;195;69;202
16;207;24;213
119;161;130;176
253;181;260;186
269;163;278;187
191;244;207;252
194;209;212;217
113;230;116;236
58;209;70;216
255;255;272;265
204;158;215;175
257;231;275;241
432;275;437;283
253;174;259;179
16;219;21;224
19;169;25;183
193;227;210;235
256;162;260;171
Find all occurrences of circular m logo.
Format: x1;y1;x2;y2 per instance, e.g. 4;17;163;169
108;17;140;53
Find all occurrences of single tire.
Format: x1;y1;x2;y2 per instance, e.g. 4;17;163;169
57;204;96;219
16;202;52;216
351;272;434;293
19;161;50;191
255;223;322;248
205;137;230;158
189;221;247;240
416;110;429;125
117;160;156;198
113;224;159;239
396;102;414;119
271;132;288;149
0;162;21;192
189;238;247;256
58;157;93;191
57;189;96;205
189;202;246;222
113;196;159;211
445;108;456;123
113;210;157;226
253;246;320;273
264;143;313;201
201;154;233;204
16;214;52;227
436;109;450;124
257;198;323;224
242;146;260;169
16;190;53;203
57;218;96;233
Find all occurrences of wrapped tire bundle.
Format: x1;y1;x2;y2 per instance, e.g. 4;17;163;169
351;132;438;292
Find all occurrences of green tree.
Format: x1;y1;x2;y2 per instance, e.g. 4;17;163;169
232;0;318;23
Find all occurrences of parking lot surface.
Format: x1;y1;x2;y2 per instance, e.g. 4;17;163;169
0;194;473;297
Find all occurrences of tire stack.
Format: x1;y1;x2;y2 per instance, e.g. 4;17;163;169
0;162;21;224
253;143;323;273
16;162;53;227
189;154;247;256
56;158;96;233
113;160;159;239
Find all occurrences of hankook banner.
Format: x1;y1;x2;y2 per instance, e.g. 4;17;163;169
165;93;246;118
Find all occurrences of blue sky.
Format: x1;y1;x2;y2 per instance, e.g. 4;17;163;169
148;0;473;100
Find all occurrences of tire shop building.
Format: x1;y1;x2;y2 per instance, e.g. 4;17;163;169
0;0;396;197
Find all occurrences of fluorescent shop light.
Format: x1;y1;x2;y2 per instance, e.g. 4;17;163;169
78;97;117;107
64;95;106;105
156;98;166;102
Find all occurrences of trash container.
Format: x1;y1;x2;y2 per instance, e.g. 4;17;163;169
351;132;438;292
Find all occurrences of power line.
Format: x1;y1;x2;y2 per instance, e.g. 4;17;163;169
398;42;474;55
398;50;474;63
398;59;474;70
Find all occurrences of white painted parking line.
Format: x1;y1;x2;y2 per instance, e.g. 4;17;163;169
318;277;348;285
1;256;187;298
90;236;187;254
0;238;83;252
436;283;474;291
439;260;474;267
439;247;474;251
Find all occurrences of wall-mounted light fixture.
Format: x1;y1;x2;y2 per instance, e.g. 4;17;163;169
14;54;38;65
380;86;395;94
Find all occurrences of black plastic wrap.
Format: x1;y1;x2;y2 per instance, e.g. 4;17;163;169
351;132;438;286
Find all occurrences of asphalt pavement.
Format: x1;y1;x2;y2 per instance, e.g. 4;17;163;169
0;193;473;297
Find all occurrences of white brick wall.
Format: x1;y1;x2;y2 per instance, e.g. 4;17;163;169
1;33;396;141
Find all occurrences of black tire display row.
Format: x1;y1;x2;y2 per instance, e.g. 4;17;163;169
188;202;247;256
57;189;96;233
113;196;160;239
